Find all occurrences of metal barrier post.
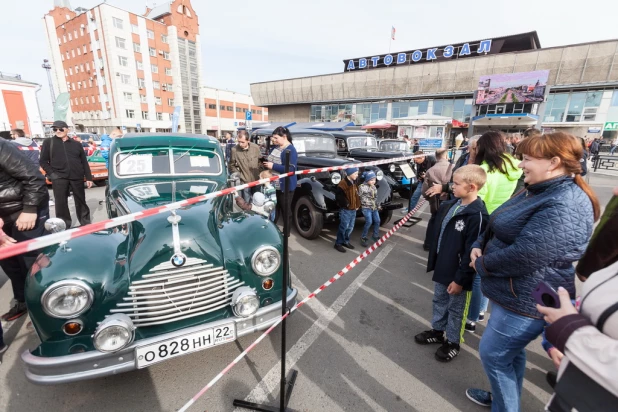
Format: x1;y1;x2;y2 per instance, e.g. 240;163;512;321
233;150;297;412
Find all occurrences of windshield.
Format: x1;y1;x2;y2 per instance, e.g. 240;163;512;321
380;141;409;152
347;136;378;150
293;135;336;155
114;147;222;177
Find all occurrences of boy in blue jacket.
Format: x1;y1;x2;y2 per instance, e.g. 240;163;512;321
414;165;489;362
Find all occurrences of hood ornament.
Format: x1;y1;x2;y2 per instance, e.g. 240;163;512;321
167;211;187;267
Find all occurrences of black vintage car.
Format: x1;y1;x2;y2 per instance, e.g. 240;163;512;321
330;131;416;199
250;128;401;239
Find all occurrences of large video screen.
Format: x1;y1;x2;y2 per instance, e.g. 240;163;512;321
476;70;550;105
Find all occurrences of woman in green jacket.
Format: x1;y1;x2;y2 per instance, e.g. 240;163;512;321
466;130;523;332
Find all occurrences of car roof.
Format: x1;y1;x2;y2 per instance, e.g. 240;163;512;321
380;139;404;142
253;128;334;138
329;131;376;138
116;133;221;149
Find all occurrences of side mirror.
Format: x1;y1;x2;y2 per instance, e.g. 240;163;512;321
45;218;66;233
263;201;276;214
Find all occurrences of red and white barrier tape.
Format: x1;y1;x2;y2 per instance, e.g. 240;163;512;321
17;147;40;151
177;199;426;412
0;152;429;261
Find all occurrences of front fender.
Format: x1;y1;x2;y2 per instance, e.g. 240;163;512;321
294;177;335;211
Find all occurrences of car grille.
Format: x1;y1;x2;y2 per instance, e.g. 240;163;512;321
109;257;244;327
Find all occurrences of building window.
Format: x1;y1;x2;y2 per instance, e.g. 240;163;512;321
66;51;70;59
161;34;168;43
61;54;65;62
120;74;131;84
69;68;73;75
168;98;174;106
83;45;87;53
133;42;141;53
126;109;135;118
118;56;128;67
156;112;164;120
77;48;81;56
115;37;126;49
124;92;132;102
155;97;162;105
136;60;143;70
149;47;156;57
208;104;217;110
72;49;75;57
74;30;78;39
142;111;149;120
163;51;170;60
165;67;172;76
85;62;89;71
89;79;93;87
220;105;225;110
151;65;158;73
226;106;233;111
131;24;139;34
86;97;90;104
63;35;66;43
140;94;147;103
153;81;160;89
138;78;145;88
113;17;124;29
235;107;241;113
100;76;106;85
147;30;154;39
68;32;72;41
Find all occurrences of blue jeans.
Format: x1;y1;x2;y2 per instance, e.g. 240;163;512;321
361;208;380;239
468;274;489;322
479;303;545;412
336;209;356;245
611;145;617;155
407;182;423;212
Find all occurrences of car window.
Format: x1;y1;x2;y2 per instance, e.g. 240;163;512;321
293;136;336;155
347;136;378;150
173;149;221;174
116;149;171;176
337;139;347;150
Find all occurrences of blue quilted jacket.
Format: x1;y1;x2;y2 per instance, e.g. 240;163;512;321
473;176;594;319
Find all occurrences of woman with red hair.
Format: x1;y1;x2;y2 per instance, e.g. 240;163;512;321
465;132;600;411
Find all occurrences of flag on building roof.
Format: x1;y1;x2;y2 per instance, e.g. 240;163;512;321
391;26;396;40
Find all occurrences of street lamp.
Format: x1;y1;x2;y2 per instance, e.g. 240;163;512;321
42;59;56;106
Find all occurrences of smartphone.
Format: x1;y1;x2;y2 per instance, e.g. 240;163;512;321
532;281;561;309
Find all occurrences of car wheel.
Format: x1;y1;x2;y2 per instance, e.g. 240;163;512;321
294;196;324;240
379;209;393;226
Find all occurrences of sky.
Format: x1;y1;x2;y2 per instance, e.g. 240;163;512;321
1;0;618;120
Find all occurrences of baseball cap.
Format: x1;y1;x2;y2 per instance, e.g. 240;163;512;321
52;120;69;128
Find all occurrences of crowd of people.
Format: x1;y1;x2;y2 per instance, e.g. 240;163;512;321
1;123;616;410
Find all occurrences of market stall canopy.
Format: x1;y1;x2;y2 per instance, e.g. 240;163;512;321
472;113;539;126
290;122;354;131
451;119;468;128
391;114;452;126
361;120;396;129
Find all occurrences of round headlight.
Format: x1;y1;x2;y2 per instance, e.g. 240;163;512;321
251;246;281;276
389;164;396;173
231;287;260;317
41;280;94;318
331;172;342;185
376;170;384;181
93;314;135;353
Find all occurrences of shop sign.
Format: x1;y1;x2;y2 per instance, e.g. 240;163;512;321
587;127;602;133
346;40;492;71
419;139;443;149
603;122;618;131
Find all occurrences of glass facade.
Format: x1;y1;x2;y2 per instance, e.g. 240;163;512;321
544;90;603;123
432;98;472;122
391;100;429;118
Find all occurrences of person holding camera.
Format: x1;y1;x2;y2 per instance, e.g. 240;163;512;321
465;132;600;411
40;121;93;228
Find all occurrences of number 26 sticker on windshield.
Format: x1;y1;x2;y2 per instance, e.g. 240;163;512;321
117;154;154;175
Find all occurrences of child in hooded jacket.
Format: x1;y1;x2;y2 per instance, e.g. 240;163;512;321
359;170;381;246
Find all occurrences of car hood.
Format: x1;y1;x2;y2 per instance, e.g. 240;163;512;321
113;179;227;270
349;149;406;159
298;153;355;168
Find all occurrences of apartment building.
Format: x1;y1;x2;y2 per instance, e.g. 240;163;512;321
203;86;268;138
43;0;205;134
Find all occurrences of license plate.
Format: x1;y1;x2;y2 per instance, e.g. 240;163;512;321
94;174;107;178
135;323;235;368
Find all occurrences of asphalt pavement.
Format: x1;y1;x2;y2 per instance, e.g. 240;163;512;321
0;174;616;411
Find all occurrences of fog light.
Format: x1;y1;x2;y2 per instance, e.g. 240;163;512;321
63;320;83;336
231;286;259;317
93;314;135;353
262;278;274;290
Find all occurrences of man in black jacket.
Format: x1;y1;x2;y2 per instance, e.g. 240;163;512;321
0;139;50;321
40;121;93;228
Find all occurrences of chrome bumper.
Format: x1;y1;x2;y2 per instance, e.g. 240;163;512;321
22;289;297;385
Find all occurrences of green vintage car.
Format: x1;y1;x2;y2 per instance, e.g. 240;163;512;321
22;133;297;384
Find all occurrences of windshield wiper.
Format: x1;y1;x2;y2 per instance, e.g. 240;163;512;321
115;146;140;168
174;144;198;163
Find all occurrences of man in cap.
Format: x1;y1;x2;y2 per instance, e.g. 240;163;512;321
40;121;93;228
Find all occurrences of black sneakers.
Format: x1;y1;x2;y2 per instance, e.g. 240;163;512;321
342;243;355;250
1;300;27;321
360;238;369;247
414;329;445;345
435;341;460;362
334;244;346;253
465;320;476;333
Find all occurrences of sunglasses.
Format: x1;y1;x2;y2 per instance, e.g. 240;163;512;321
52;127;66;132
